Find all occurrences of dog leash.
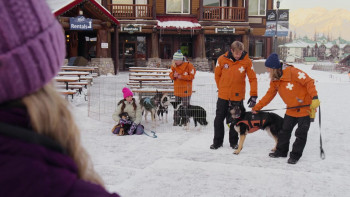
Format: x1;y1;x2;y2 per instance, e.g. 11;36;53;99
319;106;325;159
143;129;157;138
253;104;310;112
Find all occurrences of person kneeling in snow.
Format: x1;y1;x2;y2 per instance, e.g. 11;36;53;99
112;87;144;135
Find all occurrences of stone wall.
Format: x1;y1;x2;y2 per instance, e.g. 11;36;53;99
89;58;114;75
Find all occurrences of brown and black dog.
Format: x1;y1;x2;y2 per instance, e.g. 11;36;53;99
228;102;284;155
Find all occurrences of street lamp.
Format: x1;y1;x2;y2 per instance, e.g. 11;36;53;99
274;0;280;53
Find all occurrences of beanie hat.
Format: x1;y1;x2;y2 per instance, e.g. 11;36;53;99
173;50;184;61
265;53;282;69
122;87;133;99
0;0;66;104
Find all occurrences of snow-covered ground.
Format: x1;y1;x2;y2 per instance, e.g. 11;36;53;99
71;64;350;197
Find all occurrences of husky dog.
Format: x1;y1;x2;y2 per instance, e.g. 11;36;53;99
157;93;171;123
140;91;163;123
228;101;283;155
171;101;208;128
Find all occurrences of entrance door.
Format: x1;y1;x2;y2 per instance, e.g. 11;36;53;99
123;42;136;70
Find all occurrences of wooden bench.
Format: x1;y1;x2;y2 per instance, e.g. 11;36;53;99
129;69;171;73
129;73;170;77
57;89;78;99
129;67;168;70
56;84;84;94
69;81;89;88
131;88;195;98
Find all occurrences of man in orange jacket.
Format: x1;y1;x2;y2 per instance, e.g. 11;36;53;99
169;50;196;126
252;53;320;164
210;41;258;150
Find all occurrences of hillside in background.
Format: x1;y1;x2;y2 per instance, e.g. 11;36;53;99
289;7;350;40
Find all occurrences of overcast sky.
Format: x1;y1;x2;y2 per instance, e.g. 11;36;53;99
277;0;350;11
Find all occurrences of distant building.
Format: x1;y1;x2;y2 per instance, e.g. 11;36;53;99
279;36;350;63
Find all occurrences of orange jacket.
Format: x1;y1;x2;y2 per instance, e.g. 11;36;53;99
215;51;257;101
169;62;196;97
253;66;318;117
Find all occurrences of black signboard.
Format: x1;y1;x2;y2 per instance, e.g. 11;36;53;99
215;27;235;34
122;25;142;34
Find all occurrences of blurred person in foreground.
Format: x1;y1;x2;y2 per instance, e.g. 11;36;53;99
0;0;119;196
169;50;196;126
252;53;320;164
211;41;258;150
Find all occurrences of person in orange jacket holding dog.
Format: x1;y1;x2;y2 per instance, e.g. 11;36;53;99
210;41;258;149
252;53;320;164
169;50;196;126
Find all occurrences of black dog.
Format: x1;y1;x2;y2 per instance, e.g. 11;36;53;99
171;101;208;127
228;102;283;155
118;112;132;135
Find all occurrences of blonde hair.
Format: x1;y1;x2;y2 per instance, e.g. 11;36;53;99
231;41;244;51
21;82;104;186
269;68;283;81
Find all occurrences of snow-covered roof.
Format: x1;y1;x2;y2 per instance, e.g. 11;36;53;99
46;0;75;13
157;16;201;30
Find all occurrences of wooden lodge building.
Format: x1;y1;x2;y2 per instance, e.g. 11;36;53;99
48;0;275;74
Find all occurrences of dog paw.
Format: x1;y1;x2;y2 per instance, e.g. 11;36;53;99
271;147;276;152
233;150;240;155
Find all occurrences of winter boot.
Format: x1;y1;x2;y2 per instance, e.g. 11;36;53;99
210;144;223;150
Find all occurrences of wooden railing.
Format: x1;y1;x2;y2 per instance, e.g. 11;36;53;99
202;6;246;21
109;4;153;19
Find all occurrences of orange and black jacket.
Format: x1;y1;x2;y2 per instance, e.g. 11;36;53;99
215;51;257;101
253;65;318;117
169;62;196;97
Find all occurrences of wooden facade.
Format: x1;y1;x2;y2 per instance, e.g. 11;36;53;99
87;0;274;71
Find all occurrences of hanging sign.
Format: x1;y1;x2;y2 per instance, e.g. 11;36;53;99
215;27;235;34
70;16;93;31
264;9;289;37
122;25;142;34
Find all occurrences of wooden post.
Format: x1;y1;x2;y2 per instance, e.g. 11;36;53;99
152;0;156;20
194;31;205;58
96;29;108;58
199;0;203;21
151;30;159;58
114;25;119;74
245;0;249;22
243;34;249;54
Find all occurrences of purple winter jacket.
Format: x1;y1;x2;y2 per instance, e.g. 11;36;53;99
0;108;119;197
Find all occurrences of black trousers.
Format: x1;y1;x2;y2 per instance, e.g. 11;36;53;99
213;98;239;146
276;114;311;160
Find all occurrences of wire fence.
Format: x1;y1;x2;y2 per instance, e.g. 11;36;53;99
88;77;219;132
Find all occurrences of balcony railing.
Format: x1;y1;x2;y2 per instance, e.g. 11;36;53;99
202;6;246;21
109;4;153;19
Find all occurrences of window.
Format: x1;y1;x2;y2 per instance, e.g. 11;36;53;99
203;0;219;6
249;0;266;16
166;0;190;14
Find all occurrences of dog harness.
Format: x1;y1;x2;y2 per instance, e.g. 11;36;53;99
235;114;267;133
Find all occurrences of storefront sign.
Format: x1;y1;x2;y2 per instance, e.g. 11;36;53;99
70;16;93;31
101;43;108;49
215;27;235;34
122;25;142;34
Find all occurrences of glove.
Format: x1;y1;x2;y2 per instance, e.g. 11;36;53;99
308;108;317;122
309;96;320;122
247;96;257;108
310;96;320;109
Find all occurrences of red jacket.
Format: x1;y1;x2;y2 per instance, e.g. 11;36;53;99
215;51;257;101
169;62;196;97
253;66;318;117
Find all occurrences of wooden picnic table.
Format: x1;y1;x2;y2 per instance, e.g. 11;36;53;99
129;69;171;73
61;66;96;73
58;71;90;77
129;67;168;70
129;77;173;88
129;73;170;77
55;76;79;90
